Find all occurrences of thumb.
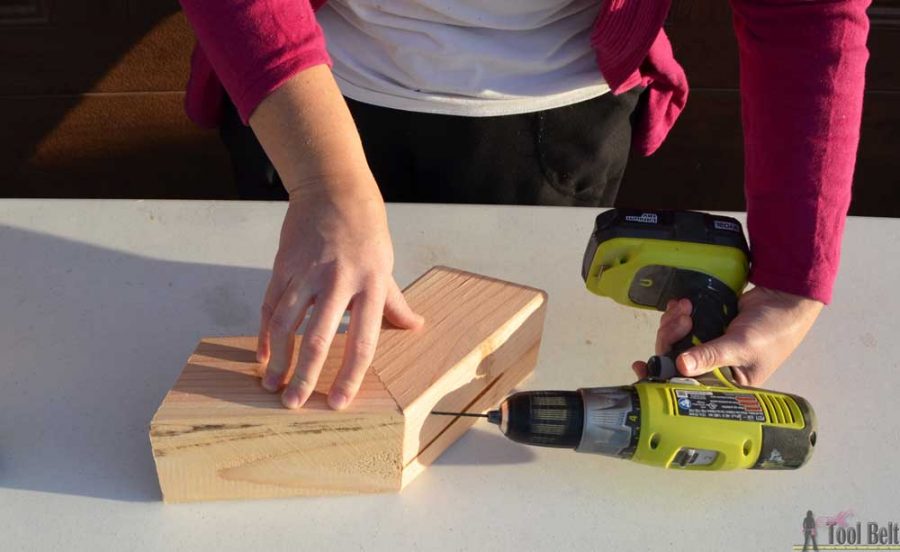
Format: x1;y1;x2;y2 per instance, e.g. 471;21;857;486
677;335;747;380
383;279;425;330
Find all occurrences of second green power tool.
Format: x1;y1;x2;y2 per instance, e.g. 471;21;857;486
442;209;817;471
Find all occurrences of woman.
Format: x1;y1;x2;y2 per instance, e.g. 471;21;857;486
178;0;869;410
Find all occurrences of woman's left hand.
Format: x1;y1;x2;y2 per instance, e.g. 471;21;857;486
632;286;824;386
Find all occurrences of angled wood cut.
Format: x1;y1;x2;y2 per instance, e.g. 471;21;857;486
149;266;547;502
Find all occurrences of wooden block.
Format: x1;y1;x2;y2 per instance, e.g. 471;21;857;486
150;266;547;502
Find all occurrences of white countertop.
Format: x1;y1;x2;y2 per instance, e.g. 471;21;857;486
1;200;897;551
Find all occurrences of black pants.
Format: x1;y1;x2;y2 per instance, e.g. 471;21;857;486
219;88;642;206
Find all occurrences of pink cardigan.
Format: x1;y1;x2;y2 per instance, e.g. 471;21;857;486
178;0;870;304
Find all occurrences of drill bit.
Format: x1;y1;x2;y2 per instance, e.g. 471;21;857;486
432;410;504;426
431;411;487;417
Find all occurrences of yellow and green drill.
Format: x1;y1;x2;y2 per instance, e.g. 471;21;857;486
438;209;817;471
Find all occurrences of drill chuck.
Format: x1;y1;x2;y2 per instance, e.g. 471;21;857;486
487;387;641;458
487;391;584;448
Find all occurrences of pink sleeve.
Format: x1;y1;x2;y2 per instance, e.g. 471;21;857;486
730;0;870;304
178;0;332;124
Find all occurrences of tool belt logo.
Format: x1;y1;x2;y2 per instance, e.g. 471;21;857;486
793;510;900;551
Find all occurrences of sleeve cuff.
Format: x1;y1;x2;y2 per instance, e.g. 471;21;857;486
234;52;333;125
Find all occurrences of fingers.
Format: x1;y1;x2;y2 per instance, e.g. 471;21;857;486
258;275;419;411
655;315;692;355
256;315;270;371
262;285;313;391
383;279;424;330
328;291;385;410
282;291;349;409
631;361;649;380
257;277;286;367
259;274;419;410
636;300;696;381
655;299;693;355
647;288;821;387
676;334;750;382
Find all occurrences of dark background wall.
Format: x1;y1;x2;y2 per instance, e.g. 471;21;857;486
1;0;898;215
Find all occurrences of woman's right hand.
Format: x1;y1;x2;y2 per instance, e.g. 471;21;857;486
248;65;422;410
257;177;423;410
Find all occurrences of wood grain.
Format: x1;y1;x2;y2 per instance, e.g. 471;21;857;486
150;335;406;501
149;266;547;502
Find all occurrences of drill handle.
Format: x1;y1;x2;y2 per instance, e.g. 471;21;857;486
667;285;739;360
646;270;740;381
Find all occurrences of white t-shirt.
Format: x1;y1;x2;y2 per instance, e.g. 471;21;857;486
316;0;610;117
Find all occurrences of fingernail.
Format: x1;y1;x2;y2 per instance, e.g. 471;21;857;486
680;353;696;373
282;390;300;409
262;374;281;392
329;392;349;410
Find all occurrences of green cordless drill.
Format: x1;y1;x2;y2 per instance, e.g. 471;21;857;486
437;209;817;470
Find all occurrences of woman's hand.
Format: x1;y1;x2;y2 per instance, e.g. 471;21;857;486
257;179;423;410
248;66;422;410
632;287;823;385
